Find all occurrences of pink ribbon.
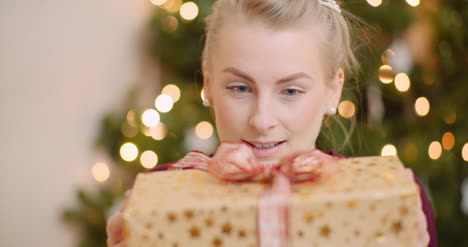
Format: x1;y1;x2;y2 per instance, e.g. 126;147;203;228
170;142;341;247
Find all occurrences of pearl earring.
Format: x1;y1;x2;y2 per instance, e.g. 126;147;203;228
203;98;211;107
328;107;337;115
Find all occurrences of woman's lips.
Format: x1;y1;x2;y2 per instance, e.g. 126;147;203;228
242;140;286;158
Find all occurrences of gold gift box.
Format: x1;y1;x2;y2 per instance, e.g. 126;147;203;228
123;156;421;247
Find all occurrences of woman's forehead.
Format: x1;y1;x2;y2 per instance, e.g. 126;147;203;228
211;23;327;76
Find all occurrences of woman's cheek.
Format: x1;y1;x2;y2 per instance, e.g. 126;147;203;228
213;99;244;141
289;99;324;137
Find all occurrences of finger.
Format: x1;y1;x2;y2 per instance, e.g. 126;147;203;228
113;240;127;247
418;207;430;247
405;168;414;179
405;169;429;246
125;189;132;198
121;189;133;212
107;237;117;247
106;213;124;245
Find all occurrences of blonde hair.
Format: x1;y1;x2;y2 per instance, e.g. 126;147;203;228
202;0;360;79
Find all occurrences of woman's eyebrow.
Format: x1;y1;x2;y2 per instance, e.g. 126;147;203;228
222;67;254;82
222;67;313;84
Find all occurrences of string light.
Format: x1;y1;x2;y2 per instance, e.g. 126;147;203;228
395;73;411;92
406;0;420;7
140;150;158;169
195;121;214;139
179;2;199;21
120;142;139;162
150;122;168;141
428;141;442;160
155;94;174;113
415;97;430;117
378;65;394;84
442;132;455;150
142;109;160;127
381;144;397;156
462;143;468;161
162;84;181;102
92;162;110;182
150;0;167;6
162;0;182;13
338;100;356;118
367;0;382;7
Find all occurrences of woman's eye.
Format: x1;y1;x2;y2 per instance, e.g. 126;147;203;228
226;85;252;94
282;88;303;96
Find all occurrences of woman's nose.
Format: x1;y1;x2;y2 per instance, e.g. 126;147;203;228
248;97;278;133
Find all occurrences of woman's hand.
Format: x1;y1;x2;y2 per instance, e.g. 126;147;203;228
106;190;132;247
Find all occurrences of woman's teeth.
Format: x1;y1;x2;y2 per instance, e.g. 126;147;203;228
251;142;281;149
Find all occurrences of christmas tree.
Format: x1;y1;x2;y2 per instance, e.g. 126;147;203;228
62;1;468;246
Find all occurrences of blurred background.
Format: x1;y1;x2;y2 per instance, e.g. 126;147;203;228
0;0;466;246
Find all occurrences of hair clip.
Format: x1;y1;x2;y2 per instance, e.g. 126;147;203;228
319;0;342;14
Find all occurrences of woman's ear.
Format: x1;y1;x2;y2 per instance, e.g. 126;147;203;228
329;68;345;110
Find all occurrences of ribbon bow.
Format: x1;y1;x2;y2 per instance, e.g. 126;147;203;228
170;142;341;247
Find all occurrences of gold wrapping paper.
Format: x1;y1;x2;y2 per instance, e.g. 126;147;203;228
123;156;422;247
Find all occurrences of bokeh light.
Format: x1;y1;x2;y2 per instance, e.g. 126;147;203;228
92;162;110;182
195;121;213;139
378;65;394;84
381;49;396;65
142;109;160;127
395;73;411;92
127;109;137;127
381;144;397;156
141;125;152;137
155;94;174;113
462;143;468;161
140;150;158;169
162;16;179;32
428;141;442;160
150;0;167;6
367;0;382;7
201;88;205;101
162;84;181;103
162;0;182;13
120;142;139;162
442;132;455;150
406;0;420;7
150;122;168;141
415;97;430;117
121;122;138;138
179;2;199;21
338;100;356;119
444;112;457;125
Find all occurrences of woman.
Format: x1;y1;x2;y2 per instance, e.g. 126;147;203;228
107;0;437;246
